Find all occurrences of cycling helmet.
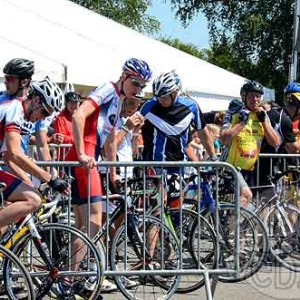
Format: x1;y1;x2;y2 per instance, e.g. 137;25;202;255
152;71;182;98
240;80;264;96
134;90;145;100
65;92;81;103
123;58;152;81
3;58;35;79
31;77;64;112
284;82;300;94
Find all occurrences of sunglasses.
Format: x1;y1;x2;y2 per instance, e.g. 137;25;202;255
4;75;18;83
130;77;146;90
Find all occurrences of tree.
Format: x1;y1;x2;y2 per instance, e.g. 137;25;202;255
159;37;207;59
168;0;295;102
70;0;160;34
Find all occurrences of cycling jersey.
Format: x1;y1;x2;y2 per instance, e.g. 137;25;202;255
0;92;23;147
140;95;205;163
66;82;122;205
0;92;25;196
221;112;264;171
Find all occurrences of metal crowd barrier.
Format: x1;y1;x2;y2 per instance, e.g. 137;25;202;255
1;158;241;300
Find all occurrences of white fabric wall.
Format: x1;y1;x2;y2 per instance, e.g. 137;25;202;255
0;0;275;101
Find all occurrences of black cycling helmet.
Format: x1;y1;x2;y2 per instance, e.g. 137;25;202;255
65;92;81;103
240;80;264;96
3;58;35;79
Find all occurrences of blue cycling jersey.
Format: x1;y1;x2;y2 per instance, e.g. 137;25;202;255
140;95;206;163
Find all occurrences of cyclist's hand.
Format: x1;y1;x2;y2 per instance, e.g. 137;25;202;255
256;108;267;123
47;177;70;194
52;133;64;144
78;154;95;169
228;98;243;114
238;108;250;124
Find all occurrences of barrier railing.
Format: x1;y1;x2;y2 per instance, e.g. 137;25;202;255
1;159;241;300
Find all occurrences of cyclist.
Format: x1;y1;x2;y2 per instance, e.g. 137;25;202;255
0;58;69;229
220;80;280;206
255;85;300;186
69;57;152;235
140;70;216;208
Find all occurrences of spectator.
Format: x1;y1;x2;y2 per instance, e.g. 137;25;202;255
206;124;221;155
116;96;144;178
53;92;81;160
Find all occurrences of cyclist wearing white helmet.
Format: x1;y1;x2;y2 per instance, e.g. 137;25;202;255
140;70;216;208
67;58;152;294
0;59;68;233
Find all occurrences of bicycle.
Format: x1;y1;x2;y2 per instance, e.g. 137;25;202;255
138;172;218;294
92;185;181;300
250;169;300;272
182;169;269;283
0;183;103;300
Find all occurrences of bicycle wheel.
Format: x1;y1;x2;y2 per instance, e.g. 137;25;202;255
265;202;300;272
1;245;35;300
214;204;269;283
5;223;103;300
170;208;217;293
110;215;181;300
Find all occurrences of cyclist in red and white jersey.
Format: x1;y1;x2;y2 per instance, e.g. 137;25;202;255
69;58;152;239
0;58;69;228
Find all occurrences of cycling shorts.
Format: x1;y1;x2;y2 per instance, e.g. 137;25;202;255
66;143;103;206
0;170;23;200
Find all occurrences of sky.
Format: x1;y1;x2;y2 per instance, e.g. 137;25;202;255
146;1;210;50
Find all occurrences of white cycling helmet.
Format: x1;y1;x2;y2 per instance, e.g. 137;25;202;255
152;71;182;98
31;77;64;112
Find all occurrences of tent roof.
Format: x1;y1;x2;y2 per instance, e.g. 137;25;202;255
0;0;275;100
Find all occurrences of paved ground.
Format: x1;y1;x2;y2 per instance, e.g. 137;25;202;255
1;263;299;299
103;263;300;300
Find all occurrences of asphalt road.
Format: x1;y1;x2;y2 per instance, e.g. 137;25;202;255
1;263;299;299
103;263;300;300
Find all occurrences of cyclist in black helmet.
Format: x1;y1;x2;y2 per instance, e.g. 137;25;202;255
3;58;34;98
220;80;280;207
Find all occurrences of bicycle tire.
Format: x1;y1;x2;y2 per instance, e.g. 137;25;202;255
170;208;218;293
215;203;269;283
1;245;35;300
265;202;300;272
110;215;181;300
5;223;103;300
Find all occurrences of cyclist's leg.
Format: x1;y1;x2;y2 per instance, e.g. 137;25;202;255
0;170;41;227
237;171;253;207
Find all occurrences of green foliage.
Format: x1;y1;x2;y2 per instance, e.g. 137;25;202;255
159;37;207;59
70;0;160;34
168;0;295;103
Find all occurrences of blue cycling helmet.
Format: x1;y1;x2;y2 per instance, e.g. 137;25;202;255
240;80;264;96
123;58;152;81
284;82;300;94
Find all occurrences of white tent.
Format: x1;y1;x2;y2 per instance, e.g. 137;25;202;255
0;0;275;111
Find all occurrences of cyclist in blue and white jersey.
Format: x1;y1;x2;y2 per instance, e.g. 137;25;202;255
140;70;216;208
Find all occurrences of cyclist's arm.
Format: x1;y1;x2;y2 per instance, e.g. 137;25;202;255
35;129;52;173
220;123;244;146
261;121;281;148
2;152;33;185
199;126;215;159
5;131;51;183
185;143;199;161
72;100;96;157
103;126;117;183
